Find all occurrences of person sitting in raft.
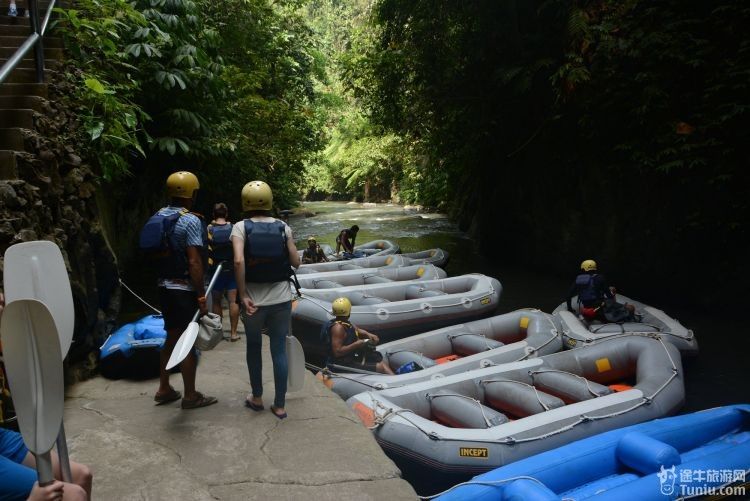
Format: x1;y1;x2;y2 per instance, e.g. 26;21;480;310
301;236;328;264
566;259;635;322
335;225;359;257
323;297;394;374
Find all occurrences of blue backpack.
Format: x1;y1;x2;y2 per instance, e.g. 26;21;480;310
575;273;602;306
208;223;233;271
243;219;292;283
139;209;189;279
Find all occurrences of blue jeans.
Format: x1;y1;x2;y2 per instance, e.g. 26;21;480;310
241;301;291;408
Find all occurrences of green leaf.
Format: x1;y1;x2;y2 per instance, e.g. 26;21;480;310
88;122;105;140
84;78;106;94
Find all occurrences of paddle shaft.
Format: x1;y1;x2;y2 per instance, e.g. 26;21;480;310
36;451;55;486
189;263;223;324
56;423;72;482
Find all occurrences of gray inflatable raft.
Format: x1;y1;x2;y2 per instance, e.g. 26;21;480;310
321;309;563;400
401;248;450;269
298;254;409;274
292;274;502;357
552;294;698;355
347;334;684;481
297;264;446;290
351;239;400;257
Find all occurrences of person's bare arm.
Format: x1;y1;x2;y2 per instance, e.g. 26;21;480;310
232;235;256;315
356;327;379;344
287;234;300;268
331;323;366;358
186;246;207;314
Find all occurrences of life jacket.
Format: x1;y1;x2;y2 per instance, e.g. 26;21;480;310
243;219;292;283
575;273;603;307
321;318;359;364
302;246;325;263
139;208;190;279
207;222;233;272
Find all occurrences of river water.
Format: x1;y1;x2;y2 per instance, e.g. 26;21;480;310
290;201;749;493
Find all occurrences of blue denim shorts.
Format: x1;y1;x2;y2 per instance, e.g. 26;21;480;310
0;428;36;499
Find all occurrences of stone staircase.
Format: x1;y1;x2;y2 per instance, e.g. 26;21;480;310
0;1;60;179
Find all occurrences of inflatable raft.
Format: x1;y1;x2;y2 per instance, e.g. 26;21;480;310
297;264;446;290
298;254;410;274
347;335;684;485
351;239;399;257
402;248;450;269
437;404;750;501
321;309;563;400
553;294;698;355
100;315;167;379
292;274;502;357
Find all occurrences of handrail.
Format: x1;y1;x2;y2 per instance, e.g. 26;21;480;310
0;0;58;85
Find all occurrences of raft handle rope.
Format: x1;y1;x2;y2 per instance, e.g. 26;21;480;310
590;322;662;334
425;392;497;428
417;475;552;500
480;378;552;412
366;336;679;446
516;328;560;361
119;278;162;315
304;362;385;390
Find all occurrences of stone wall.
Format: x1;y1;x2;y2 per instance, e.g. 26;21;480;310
0;76;121;366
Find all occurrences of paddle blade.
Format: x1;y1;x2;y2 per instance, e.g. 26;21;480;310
166;322;199;370
3;241;75;358
0;299;64;455
286;335;306;392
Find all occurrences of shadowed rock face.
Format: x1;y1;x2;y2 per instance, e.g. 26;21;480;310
0;67;121;370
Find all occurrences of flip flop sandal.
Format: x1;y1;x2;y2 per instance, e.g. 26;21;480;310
245;398;264;411
181;393;218;410
154;389;182;405
230;336;240;342
270;405;288;420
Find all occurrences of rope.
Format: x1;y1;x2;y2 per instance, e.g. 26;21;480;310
119;279;161;315
304;362;385;390
417;476;550;500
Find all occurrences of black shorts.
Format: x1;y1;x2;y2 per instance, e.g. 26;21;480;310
336;350;383;373
159;288;198;332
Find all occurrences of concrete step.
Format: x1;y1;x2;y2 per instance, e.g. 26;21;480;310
0;108;33;128
1;67;55;83
0;35;63;48
0;128;24;150
0;94;43;110
0;16;31;26
0;24;32;36
0;82;48;97
0;149;18;179
0;57;59;69
0;45;62;58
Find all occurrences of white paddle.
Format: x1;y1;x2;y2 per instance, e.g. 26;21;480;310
286;332;305;393
0;299;64;485
3;241;74;482
166;263;223;370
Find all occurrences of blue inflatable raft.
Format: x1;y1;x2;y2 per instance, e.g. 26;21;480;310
99;315;167;380
436;404;750;500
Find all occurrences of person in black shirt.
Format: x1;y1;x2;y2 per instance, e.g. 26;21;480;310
566;259;635;322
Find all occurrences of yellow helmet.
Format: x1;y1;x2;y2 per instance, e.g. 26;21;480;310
166;171;199;199
332;297;352;318
581;259;597;272
241;180;273;211
307;236;317;243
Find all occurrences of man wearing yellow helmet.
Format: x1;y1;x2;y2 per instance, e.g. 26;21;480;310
322;297;394;374
146;171;217;410
301;236;328;264
566;259;614;320
231;181;301;419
